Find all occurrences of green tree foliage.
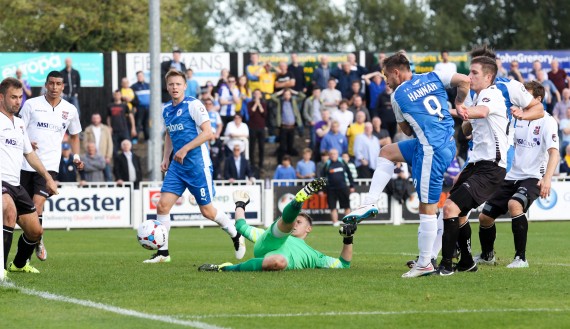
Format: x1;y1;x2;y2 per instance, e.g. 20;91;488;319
0;0;214;52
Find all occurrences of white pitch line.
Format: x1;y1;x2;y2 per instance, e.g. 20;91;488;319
0;281;227;329
178;307;570;319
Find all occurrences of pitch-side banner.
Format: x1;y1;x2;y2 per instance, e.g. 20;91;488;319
272;184;391;223
0;52;104;87
257;52;351;87
529;181;570;221
496;50;570;79
408;52;470;75
126;52;230;87
142;184;263;226
42;186;131;228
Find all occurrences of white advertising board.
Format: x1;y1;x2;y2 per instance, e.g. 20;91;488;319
126;52;230;87
142;184;263;227
42;186;131;228
529;181;570;221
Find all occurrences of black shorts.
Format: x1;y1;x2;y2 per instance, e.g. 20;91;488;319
327;188;350;209
482;178;540;219
2;181;37;216
20;170;57;199
448;161;506;216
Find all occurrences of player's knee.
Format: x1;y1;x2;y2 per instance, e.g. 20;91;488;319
379;145;395;160
478;214;494;227
24;221;43;241
263;256;287;271
156;200;172;214
443;199;459;219
508;199;524;216
3;207;17;227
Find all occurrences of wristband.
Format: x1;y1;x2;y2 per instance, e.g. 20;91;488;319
235;202;247;211
73;154;81;162
343;236;353;245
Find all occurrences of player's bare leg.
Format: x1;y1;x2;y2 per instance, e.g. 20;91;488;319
32;194;48;261
143;192;178;263
344;144;404;223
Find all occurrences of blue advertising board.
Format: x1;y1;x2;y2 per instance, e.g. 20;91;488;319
0;52;104;87
496;50;570;78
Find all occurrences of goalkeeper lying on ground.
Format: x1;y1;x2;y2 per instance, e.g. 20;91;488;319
199;178;357;272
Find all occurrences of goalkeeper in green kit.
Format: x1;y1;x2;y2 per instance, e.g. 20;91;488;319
198;178;357;272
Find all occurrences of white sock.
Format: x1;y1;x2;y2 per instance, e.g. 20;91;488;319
418;214;437;267
363;157;395;205
213;210;237;237
157;214;171;251
431;212;444;259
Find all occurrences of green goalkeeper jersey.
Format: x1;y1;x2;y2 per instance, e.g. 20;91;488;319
252;222;350;270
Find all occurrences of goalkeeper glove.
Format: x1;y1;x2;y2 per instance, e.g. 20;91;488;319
339;223;357;244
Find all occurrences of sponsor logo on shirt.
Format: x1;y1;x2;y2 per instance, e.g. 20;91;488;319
516;138;539;147
5;138;17;145
166;123;184;132
36;121;63;132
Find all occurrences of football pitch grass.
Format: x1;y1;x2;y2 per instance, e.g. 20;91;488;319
1;221;570;329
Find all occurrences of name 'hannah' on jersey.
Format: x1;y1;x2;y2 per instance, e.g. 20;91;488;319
391;70;456;149
162;96;211;171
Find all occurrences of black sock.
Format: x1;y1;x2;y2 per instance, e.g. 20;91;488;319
441;217;459;269
157;249;169;256
3;225;14;270
457;222;473;264
512;213;528;261
479;223;496;257
13;234;38;268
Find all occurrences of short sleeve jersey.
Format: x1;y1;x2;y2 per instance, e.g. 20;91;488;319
465;77;534;148
391;71;455;149
19;96;82;172
0;114;33;186
506;114;559;180
163;96;211;171
468;86;509;168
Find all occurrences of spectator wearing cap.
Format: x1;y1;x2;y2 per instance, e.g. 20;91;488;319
57;142;79;182
160;49;187;102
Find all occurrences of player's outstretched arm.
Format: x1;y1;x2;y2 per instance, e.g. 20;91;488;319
339;223;356;263
450;73;470;120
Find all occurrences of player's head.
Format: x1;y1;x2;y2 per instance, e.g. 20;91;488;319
523;81;545;102
470;44;496;60
291;212;313;239
0;77;23;114
165;69;187;100
45;71;64;100
382;52;411;90
469;56;498;93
